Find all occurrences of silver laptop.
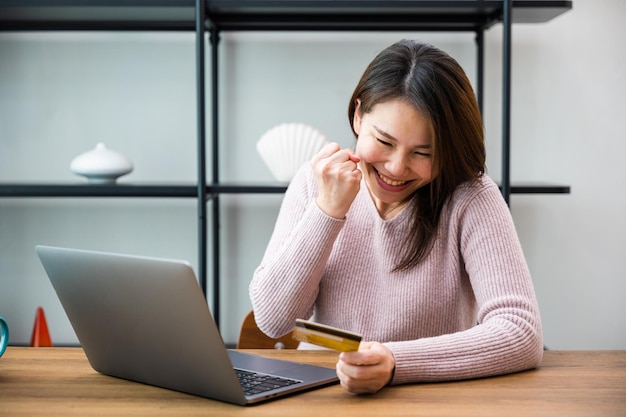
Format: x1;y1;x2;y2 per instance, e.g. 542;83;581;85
36;245;338;405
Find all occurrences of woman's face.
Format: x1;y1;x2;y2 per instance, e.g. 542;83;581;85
353;99;434;218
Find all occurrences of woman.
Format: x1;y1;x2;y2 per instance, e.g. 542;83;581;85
250;39;543;395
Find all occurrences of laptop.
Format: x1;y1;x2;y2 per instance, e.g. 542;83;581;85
35;245;338;405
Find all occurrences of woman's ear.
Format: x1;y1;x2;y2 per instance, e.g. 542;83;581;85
352;99;363;135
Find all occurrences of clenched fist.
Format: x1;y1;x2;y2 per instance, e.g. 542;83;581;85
311;142;362;219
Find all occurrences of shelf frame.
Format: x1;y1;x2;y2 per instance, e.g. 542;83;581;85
203;0;572;327
0;183;569;198
0;0;573;330
0;1;574;32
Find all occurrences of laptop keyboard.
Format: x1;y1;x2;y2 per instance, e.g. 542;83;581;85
235;369;302;396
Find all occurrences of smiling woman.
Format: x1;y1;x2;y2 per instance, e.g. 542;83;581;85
348;39;486;268
250;39;543;396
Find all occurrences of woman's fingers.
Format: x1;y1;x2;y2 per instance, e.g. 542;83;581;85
336;342;396;395
312;142;342;163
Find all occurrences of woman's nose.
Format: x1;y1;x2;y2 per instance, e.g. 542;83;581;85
385;152;408;177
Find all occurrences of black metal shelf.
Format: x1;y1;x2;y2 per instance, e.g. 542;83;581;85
0;184;198;198
205;0;573;31
0;183;289;198
0;1;573;32
0;183;569;198
508;184;571;194
0;0;573;331
0;0;197;31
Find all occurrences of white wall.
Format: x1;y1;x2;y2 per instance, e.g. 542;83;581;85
1;0;624;349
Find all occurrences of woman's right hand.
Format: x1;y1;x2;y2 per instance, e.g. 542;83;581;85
311;142;362;219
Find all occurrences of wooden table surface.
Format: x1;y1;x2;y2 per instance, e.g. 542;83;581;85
0;347;624;417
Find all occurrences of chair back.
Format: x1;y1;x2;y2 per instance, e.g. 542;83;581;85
237;311;299;349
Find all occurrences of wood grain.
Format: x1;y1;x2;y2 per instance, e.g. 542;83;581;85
1;348;624;417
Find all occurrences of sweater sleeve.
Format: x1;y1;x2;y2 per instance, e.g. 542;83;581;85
249;165;345;338
386;178;544;383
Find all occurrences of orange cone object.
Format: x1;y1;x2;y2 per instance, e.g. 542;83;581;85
30;307;53;347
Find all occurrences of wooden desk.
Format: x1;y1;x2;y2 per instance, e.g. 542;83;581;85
1;348;624;417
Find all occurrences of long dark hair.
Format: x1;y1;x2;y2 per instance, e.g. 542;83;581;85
348;40;486;271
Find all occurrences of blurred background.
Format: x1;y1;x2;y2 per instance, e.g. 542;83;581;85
1;0;624;349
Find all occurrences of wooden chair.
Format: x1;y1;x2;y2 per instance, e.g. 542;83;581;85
237;311;299;349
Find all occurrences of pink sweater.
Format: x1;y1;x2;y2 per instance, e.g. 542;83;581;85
250;165;543;384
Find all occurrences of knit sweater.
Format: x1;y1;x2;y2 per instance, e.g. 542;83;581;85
250;164;543;384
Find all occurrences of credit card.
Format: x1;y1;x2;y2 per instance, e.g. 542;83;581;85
292;319;362;352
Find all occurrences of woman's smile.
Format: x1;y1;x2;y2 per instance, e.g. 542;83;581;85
374;168;413;190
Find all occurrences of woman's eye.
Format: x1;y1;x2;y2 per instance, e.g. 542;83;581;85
414;151;431;157
377;139;392;147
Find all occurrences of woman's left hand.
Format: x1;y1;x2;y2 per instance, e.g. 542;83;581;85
336;341;396;394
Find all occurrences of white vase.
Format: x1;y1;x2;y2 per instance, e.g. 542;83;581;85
70;143;133;184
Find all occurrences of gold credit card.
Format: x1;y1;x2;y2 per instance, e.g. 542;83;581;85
292;319;362;352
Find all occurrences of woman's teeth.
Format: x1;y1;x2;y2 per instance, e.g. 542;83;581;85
378;171;407;186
